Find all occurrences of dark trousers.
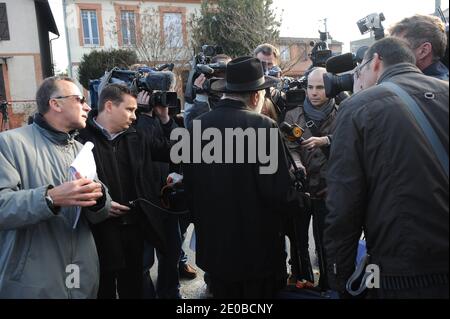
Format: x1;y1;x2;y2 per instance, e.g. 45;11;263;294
97;226;144;299
156;214;182;299
178;213;191;267
142;214;182;299
210;274;286;299
285;207;314;283
311;198;330;290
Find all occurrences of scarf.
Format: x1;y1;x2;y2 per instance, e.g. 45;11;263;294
303;97;335;127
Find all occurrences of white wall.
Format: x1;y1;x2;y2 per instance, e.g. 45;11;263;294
7;56;38;100
0;0;42;120
0;0;40;53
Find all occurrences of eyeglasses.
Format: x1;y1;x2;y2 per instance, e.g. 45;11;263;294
354;57;375;79
51;95;86;104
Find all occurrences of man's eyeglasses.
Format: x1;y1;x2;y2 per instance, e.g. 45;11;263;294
354;57;375;79
51;95;86;104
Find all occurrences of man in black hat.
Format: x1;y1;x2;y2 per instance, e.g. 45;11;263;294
183;56;293;299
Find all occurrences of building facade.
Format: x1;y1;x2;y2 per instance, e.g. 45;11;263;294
63;0;203;94
0;0;58;129
278;37;343;77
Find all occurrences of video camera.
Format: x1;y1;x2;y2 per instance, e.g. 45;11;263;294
309;31;333;68
323;46;368;98
93;64;180;115
185;45;226;103
357;13;386;41
322;12;386;98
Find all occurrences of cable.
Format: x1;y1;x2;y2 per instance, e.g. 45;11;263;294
129;198;189;215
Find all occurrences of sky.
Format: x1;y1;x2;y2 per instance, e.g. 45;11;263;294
48;0;449;73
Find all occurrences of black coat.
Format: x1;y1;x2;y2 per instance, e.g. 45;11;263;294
325;63;449;291
77;113;176;271
183;99;293;281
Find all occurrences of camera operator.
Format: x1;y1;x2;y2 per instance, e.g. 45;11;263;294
254;43;282;77
184;54;232;128
133;75;188;299
284;67;337;292
77;84;175;299
325;37;448;299
389;14;448;81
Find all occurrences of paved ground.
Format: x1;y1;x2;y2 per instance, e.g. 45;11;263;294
150;223;319;299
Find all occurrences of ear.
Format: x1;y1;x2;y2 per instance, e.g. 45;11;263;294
104;100;114;113
249;91;259;108
416;42;432;60
372;53;384;74
48;98;62;113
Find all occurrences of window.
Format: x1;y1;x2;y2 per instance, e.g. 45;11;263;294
81;10;99;45
163;13;183;48
121;11;136;46
280;45;290;62
0;3;10;41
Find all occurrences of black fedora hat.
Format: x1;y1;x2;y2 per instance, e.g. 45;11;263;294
211;56;280;93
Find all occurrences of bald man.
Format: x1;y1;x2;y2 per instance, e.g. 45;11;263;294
284;67;338;292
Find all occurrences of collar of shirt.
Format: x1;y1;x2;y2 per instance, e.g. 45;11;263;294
93;118;126;141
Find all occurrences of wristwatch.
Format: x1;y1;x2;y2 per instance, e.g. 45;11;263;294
45;186;60;214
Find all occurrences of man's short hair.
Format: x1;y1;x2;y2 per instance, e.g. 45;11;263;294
389;14;447;61
36;76;75;114
254;43;279;59
365;37;416;68
98;84;135;113
211;54;232;63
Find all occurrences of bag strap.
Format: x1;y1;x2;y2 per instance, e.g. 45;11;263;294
381;82;449;178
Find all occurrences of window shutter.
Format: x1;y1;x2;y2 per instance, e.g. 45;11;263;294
0;3;10;41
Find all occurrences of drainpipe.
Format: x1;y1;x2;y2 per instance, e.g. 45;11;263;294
49;34;60;75
63;0;73;77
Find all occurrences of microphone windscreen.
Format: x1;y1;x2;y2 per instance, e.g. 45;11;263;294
326;53;356;73
145;71;175;91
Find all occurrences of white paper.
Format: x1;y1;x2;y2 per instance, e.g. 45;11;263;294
69;142;97;229
70;142;96;180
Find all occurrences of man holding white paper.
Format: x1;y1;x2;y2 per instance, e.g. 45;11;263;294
0;76;112;298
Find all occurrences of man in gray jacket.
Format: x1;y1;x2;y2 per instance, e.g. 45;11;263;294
0;76;112;298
